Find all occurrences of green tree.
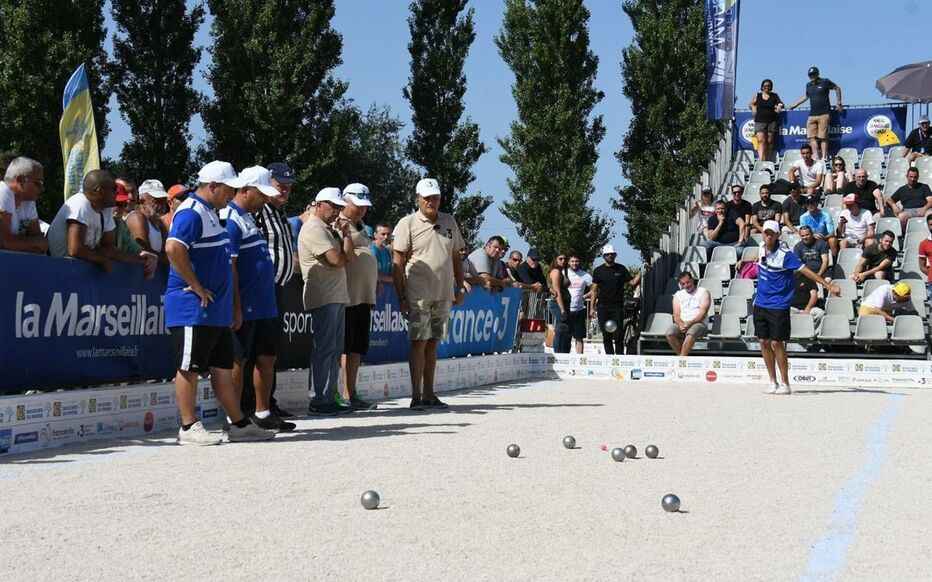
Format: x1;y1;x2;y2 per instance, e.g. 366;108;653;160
615;0;721;257
107;0;204;185
0;0;110;218
201;0;347;191
495;0;611;265
403;0;489;247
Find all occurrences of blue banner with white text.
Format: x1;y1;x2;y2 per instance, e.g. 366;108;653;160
734;105;908;155
706;0;740;120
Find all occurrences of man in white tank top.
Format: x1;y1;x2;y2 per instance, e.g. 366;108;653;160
126;179;169;261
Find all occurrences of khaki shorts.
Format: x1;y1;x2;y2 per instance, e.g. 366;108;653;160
858;305;887;318
408;300;451;341
665;322;708;339
901;207;928;219
807;114;831;140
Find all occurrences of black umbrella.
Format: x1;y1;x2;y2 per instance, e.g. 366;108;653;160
876;60;932;102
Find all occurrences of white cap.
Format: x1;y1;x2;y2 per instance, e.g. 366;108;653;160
138;179;167;199
228;165;280;197
197;161;239;186
763;220;781;233
343;183;373;207
601;244;617;255
315;187;346;206
416;178;441;197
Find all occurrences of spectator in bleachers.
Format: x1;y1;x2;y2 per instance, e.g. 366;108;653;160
0;156;47;254
371;223;394;284
748;79;784;162
780;184;807;233
466;235;513;291
664;271;709;356
47;169;157;276
787;66;843;161
565;254;592;354
125;179;169;261
793;226;829;278
886;167;932;230
690;188;715;236
800;195;837;256
161;184;188;231
703;200;741;253
788;145;824;196
749;184;782;235
841;169;883;217
858;281;911;323
837;194;875;250
726;184;753;238
917;214;932;296
851;231;897;283
516;248;546;292
823;156;852;194
904;116;932;162
789;273;824;332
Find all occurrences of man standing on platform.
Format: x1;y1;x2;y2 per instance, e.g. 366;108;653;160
591;245;639;355
392;178;466;410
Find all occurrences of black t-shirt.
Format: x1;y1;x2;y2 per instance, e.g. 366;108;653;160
892;183;932;209
781;195;808;226
516;261;546;287
592;263;631;305
505;264;520;281
791;276;820;311
707;214;739;243
861;243;896;280
753;92;783;123
905;127;932;154
726;199;752;222
752;199;782;223
806;78;837;116
841;180;880;213
793;239;828;272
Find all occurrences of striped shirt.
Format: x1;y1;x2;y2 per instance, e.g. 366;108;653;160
254;202;295;286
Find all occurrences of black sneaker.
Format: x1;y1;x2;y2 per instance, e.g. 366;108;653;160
308;402;354;416
409;398;425;411
271;403;296;419
422;396;449;409
250;413;296;433
350;397;377;411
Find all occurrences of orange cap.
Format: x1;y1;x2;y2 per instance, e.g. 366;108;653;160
167;184;187;200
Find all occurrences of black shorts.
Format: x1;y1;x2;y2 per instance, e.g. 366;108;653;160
566;309;587;340
753;305;791;341
344;303;372;355
233;318;281;360
170;326;234;373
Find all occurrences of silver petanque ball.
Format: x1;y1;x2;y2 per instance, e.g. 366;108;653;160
624;444;638;459
361;490;380;510
507;443;521;458
645;445;659;459
604;320;618;333
662;494;681;513
563;435;576;449
610;447;626;462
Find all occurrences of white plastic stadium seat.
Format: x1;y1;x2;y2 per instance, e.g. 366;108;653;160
780;233;800;248
861;147;884;166
752;160;775;174
883;180;906;197
892;315;925;344
875;217;901;239
861;278;887;301
703;261;732;282
698;278;723;301
837;147;858;170
825;297;855;321
709;245;738;265
740;246;760;263
751;232;764;245
902;278;928;301
707;314;742;340
641;313;673;338
771;194;786;205
743;316;755;339
887;145;908;161
900;252;923;279
902;232;925;256
834;249;862;279
748;170;772;185
781;149;802;166
854;315;888;343
790;313;816;340
726;278;755;298
683;246;708;264
905;217;927;238
720;296;749;319
822;194;843;209
818;315;852;341
679;261;702;279
916;156;932;178
833;279;858;300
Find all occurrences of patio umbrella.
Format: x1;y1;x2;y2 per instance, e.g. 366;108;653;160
876;60;932;102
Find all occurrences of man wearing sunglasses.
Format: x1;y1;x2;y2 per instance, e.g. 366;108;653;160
591;244;639;355
788;66;843;162
904;115;932;162
0;156;47;254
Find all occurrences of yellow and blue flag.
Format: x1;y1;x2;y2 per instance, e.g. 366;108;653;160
59;64;100;200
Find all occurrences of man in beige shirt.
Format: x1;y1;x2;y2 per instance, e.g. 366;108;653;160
340;183;378;411
298;187;355;415
392;178;466;410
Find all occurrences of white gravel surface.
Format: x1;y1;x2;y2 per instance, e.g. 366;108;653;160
1;378;929;581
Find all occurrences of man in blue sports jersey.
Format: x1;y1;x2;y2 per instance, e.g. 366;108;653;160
164;161;275;445
221;166;296;432
755;220;839;396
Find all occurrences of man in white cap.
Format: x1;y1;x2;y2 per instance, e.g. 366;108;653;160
298;186;355;415
392;177;466;410
905;115;932;162
754;220;839;396
164;161;275;444
339;183;378;410
591;244;639;355
126;179;169;260
220;166;294;432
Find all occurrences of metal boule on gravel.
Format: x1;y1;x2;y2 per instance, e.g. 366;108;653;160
507;444;521;458
361;490;380;510
662;494;681;513
610;447;626;462
645;445;659;459
563;435;576;449
624;444;638;459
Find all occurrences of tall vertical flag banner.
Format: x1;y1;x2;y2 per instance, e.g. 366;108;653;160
705;0;740;120
59;64;101;200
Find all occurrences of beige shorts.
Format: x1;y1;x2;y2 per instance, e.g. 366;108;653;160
408;300;451;341
807;114;831;140
665;322;708;339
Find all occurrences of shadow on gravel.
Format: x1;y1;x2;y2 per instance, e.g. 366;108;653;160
1;436;175;465
792;387;908;396
282;422;472;442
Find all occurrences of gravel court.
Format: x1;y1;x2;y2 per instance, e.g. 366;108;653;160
0;378;924;581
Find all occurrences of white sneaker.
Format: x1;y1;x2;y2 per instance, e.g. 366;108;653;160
763;383;779;394
177;421;222;446
774;383;792;395
227;420;275;442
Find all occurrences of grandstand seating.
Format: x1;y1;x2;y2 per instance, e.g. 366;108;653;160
708;315;741;340
837;147;858;170
854;315;888;343
703;262;731;282
698;278;723;301
790;313;816;340
726;278;755;298
876;217;901;238
892;315;925;344
641;313;673;338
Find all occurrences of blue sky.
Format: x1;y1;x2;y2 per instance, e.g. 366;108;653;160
102;0;930;266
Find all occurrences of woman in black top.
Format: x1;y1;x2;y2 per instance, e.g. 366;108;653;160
548;253;572;353
749;79;784;163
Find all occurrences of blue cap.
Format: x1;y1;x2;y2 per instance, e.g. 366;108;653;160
267;162;295;184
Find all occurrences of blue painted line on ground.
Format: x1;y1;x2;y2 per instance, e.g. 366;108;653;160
800;393;904;582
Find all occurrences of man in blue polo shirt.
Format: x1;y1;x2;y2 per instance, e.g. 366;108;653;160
754;220;839;396
165;161;275;445
221;166;295;433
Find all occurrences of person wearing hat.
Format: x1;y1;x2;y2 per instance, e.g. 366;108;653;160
161;184;188;231
836;193;875;250
904;115;932;162
392;177;466;410
591;244;639;355
126;179;169;261
755;220;839;396
339;183;378;411
859;281;912;323
113;180;143;255
788;66;843;161
164;161;275;444
851;230;897;284
298;187;355;415
220;166;294;432
516;248;546;291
